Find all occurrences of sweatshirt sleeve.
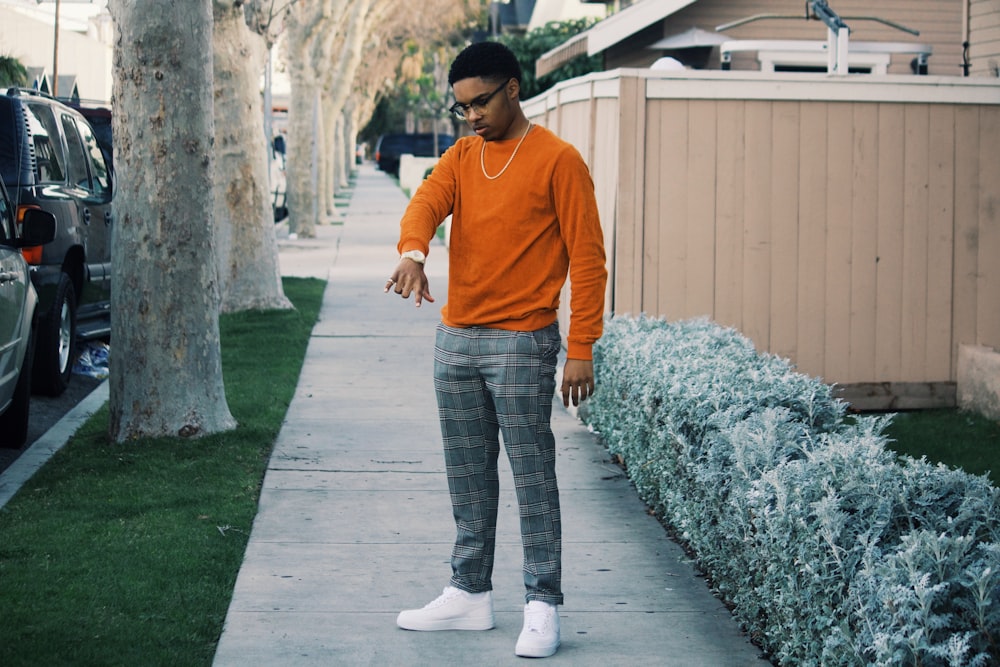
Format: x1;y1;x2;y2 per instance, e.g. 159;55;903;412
551;146;608;360
397;144;460;255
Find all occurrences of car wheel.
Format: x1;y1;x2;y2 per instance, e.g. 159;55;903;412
33;273;77;397
0;330;35;449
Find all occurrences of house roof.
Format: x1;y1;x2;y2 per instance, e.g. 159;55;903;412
587;0;699;55
535;0;699;76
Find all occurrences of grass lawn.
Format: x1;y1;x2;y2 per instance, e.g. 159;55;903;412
884;407;1000;485
0;277;325;667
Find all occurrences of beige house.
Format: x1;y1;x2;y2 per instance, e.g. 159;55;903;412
530;0;1000;410
542;0;999;78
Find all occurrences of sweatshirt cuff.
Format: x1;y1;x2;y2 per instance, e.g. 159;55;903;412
566;340;593;361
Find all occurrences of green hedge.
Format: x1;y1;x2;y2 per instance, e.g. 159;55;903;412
586;316;1000;666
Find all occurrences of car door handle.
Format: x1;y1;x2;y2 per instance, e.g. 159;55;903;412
83;207;92;225
0;270;14;284
104;210;113;226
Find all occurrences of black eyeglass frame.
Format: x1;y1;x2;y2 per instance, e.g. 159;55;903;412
448;80;510;120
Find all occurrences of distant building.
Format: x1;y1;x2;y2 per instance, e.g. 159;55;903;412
0;0;112;102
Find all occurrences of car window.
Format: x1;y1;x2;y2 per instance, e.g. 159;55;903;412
0;100;27;187
75;118;110;196
25;103;65;183
0;187;12;243
61;113;92;191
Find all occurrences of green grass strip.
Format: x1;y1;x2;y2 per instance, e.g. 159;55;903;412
0;277;325;667
885;407;1000;484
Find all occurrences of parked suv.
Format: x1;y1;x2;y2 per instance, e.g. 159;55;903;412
0;88;113;396
0;178;56;448
374;132;455;176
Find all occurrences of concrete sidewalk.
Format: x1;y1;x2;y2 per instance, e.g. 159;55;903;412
212;163;768;666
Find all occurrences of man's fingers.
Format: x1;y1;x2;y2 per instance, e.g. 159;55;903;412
562;379;578;406
385;272;434;308
561;379;594;407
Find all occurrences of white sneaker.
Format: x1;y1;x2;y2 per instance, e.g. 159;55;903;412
515;600;560;658
396;586;495;631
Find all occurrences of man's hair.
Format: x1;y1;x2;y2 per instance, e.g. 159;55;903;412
448;41;523;86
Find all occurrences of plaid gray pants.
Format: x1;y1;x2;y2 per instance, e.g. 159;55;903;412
433;322;564;605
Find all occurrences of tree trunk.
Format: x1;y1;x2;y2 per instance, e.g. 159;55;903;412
213;0;292;313
283;46;319;236
333;106;354;194
320;92;338;221
108;0;237;441
347;101;362;178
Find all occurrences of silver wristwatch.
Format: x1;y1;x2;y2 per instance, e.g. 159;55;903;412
400;250;426;264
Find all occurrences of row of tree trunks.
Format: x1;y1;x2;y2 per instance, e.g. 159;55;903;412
105;0;476;441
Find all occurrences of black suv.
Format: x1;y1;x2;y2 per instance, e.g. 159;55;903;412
374;132;455;176
0;88;113;396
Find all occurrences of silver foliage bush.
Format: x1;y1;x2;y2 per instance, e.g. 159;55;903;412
586;315;1000;666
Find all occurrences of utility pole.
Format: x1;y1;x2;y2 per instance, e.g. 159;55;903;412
38;0;97;97
52;0;61;96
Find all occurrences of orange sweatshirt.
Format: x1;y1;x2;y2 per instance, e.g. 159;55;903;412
398;125;608;360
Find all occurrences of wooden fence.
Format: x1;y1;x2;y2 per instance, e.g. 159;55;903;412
523;69;1000;409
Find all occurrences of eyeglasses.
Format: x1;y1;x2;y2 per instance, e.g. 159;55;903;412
448;80;509;120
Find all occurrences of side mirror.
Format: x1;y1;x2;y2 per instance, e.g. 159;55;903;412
19;208;56;247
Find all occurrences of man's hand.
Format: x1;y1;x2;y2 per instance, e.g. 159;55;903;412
384;258;434;307
561;358;595;407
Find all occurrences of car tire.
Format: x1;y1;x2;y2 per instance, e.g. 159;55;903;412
0;329;35;449
33;273;77;397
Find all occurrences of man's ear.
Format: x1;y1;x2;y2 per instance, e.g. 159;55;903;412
507;78;520;100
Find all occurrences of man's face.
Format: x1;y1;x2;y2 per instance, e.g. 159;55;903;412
450;77;517;141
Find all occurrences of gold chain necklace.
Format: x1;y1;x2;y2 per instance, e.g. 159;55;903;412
480;122;532;180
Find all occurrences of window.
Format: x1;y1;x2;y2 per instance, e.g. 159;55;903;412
0;189;12;243
61;113;91;191
25;104;65;183
76;118;110;196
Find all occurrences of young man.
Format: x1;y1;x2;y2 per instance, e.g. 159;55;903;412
385;41;607;659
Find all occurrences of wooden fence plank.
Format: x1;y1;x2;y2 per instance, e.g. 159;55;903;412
714;100;746;330
742;101;773;352
901;105;931;381
926;104;956;380
797;102;828;377
825;102;854;382
592;97;620;321
613;75;644;316
770;102;800;362
643;99;663;315
658;100;689;321
849;103;879;382
686;99;717;320
876;104;905;380
951;105;981;369
978;106;1000;348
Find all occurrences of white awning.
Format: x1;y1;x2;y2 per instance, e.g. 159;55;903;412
648;26;729;50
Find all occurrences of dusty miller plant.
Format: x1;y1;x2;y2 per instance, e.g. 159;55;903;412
587;315;1000;666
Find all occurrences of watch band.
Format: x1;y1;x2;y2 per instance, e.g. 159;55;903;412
401;250;426;264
